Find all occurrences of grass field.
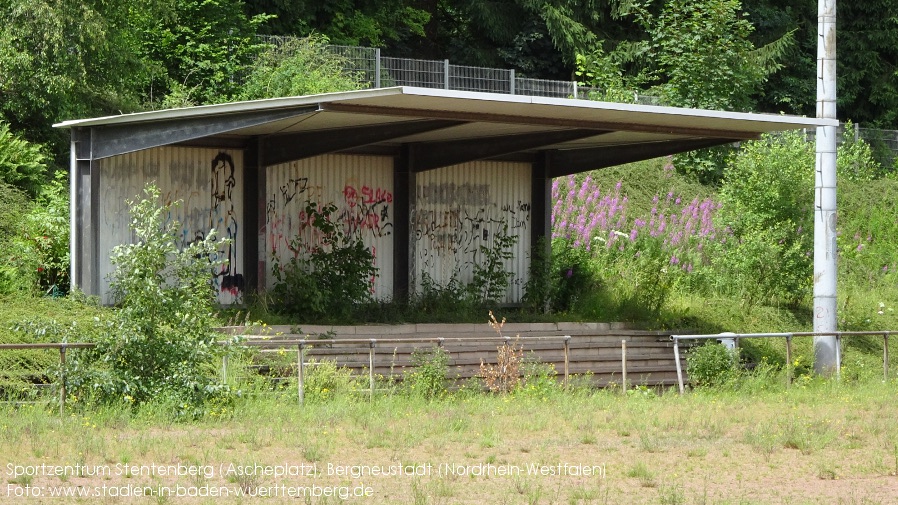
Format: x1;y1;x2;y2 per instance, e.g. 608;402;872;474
2;377;897;504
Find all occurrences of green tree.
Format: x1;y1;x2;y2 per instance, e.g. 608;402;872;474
134;0;271;107
0;0;152;156
247;0;430;48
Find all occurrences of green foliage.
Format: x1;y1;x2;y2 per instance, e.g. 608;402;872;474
405;347;449;399
836;124;883;182
470;223;518;304
301;359;359;403
24;171;70;295
714;131;814;306
248;0;429;47
135;0;271;107
0;182;38;295
575;47;640;103
518;360;558;397
67;184;232;416
271;202;378;319
413;272;475;320
0;122;47;198
686;342;738;388
239;35;364;100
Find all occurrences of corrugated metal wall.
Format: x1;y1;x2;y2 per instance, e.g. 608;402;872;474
97;147;245;305
265;154;395;298
413;161;532;303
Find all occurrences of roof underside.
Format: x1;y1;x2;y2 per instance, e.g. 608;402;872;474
56;87;835;176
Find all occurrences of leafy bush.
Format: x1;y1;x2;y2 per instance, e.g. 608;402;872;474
0;182;38;295
24;172;70;295
714;132;814;306
0;121;47;198
239;34;363;100
302;359;359;403
686;342;738;388
470;223;518;304
519;360;558;397
67;185;232;416
405;347;449;399
270;202;378;319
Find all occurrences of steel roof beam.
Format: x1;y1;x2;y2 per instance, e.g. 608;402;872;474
260;119;464;166
547;138;741;177
89;107;319;160
411;129;612;172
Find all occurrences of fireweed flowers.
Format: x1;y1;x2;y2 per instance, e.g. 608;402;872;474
551;175;726;275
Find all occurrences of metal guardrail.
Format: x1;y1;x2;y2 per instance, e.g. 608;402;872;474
225;335;581;404
0;343;96;415
1;335;652;412
670;331;893;395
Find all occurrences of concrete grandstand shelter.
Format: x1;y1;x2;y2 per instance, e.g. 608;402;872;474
55;87;835;305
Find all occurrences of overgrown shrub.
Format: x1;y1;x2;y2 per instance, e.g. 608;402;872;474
270;202;377;319
470;223;518;304
686;342;738;388
302;359;359;403
405;347;449;399
67;185;233;416
714;132;814;306
0;121;46;198
0;182;38;295
24;172;69;295
519;360;558;397
239;34;363;100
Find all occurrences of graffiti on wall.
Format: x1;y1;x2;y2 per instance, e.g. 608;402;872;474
209;152;243;296
99;148;243;304
265;172;394;292
413;181;531;288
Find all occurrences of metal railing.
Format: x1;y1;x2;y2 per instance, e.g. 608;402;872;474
1;335;651;412
670;331;894;395
226;335;582;405
0;343;96;414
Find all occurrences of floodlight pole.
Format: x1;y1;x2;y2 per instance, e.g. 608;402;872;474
813;0;839;376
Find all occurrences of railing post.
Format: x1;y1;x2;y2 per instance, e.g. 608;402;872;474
59;344;67;416
375;48;381;88
785;335;793;387
369;339;377;401
297;343;305;406
510;69;515;95
444;59;450;90
835;333;842;380
673;338;685;395
221;353;229;383
621;340;628;394
563;336;570;387
884;332;890;382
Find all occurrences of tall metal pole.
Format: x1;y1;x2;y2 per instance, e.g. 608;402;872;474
814;0;839;375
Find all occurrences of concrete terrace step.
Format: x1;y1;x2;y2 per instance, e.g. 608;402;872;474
219;322;688;388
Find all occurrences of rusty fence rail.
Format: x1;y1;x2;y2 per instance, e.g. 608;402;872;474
670;331;894;395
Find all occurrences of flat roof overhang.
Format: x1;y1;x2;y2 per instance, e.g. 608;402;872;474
55;86;836;176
